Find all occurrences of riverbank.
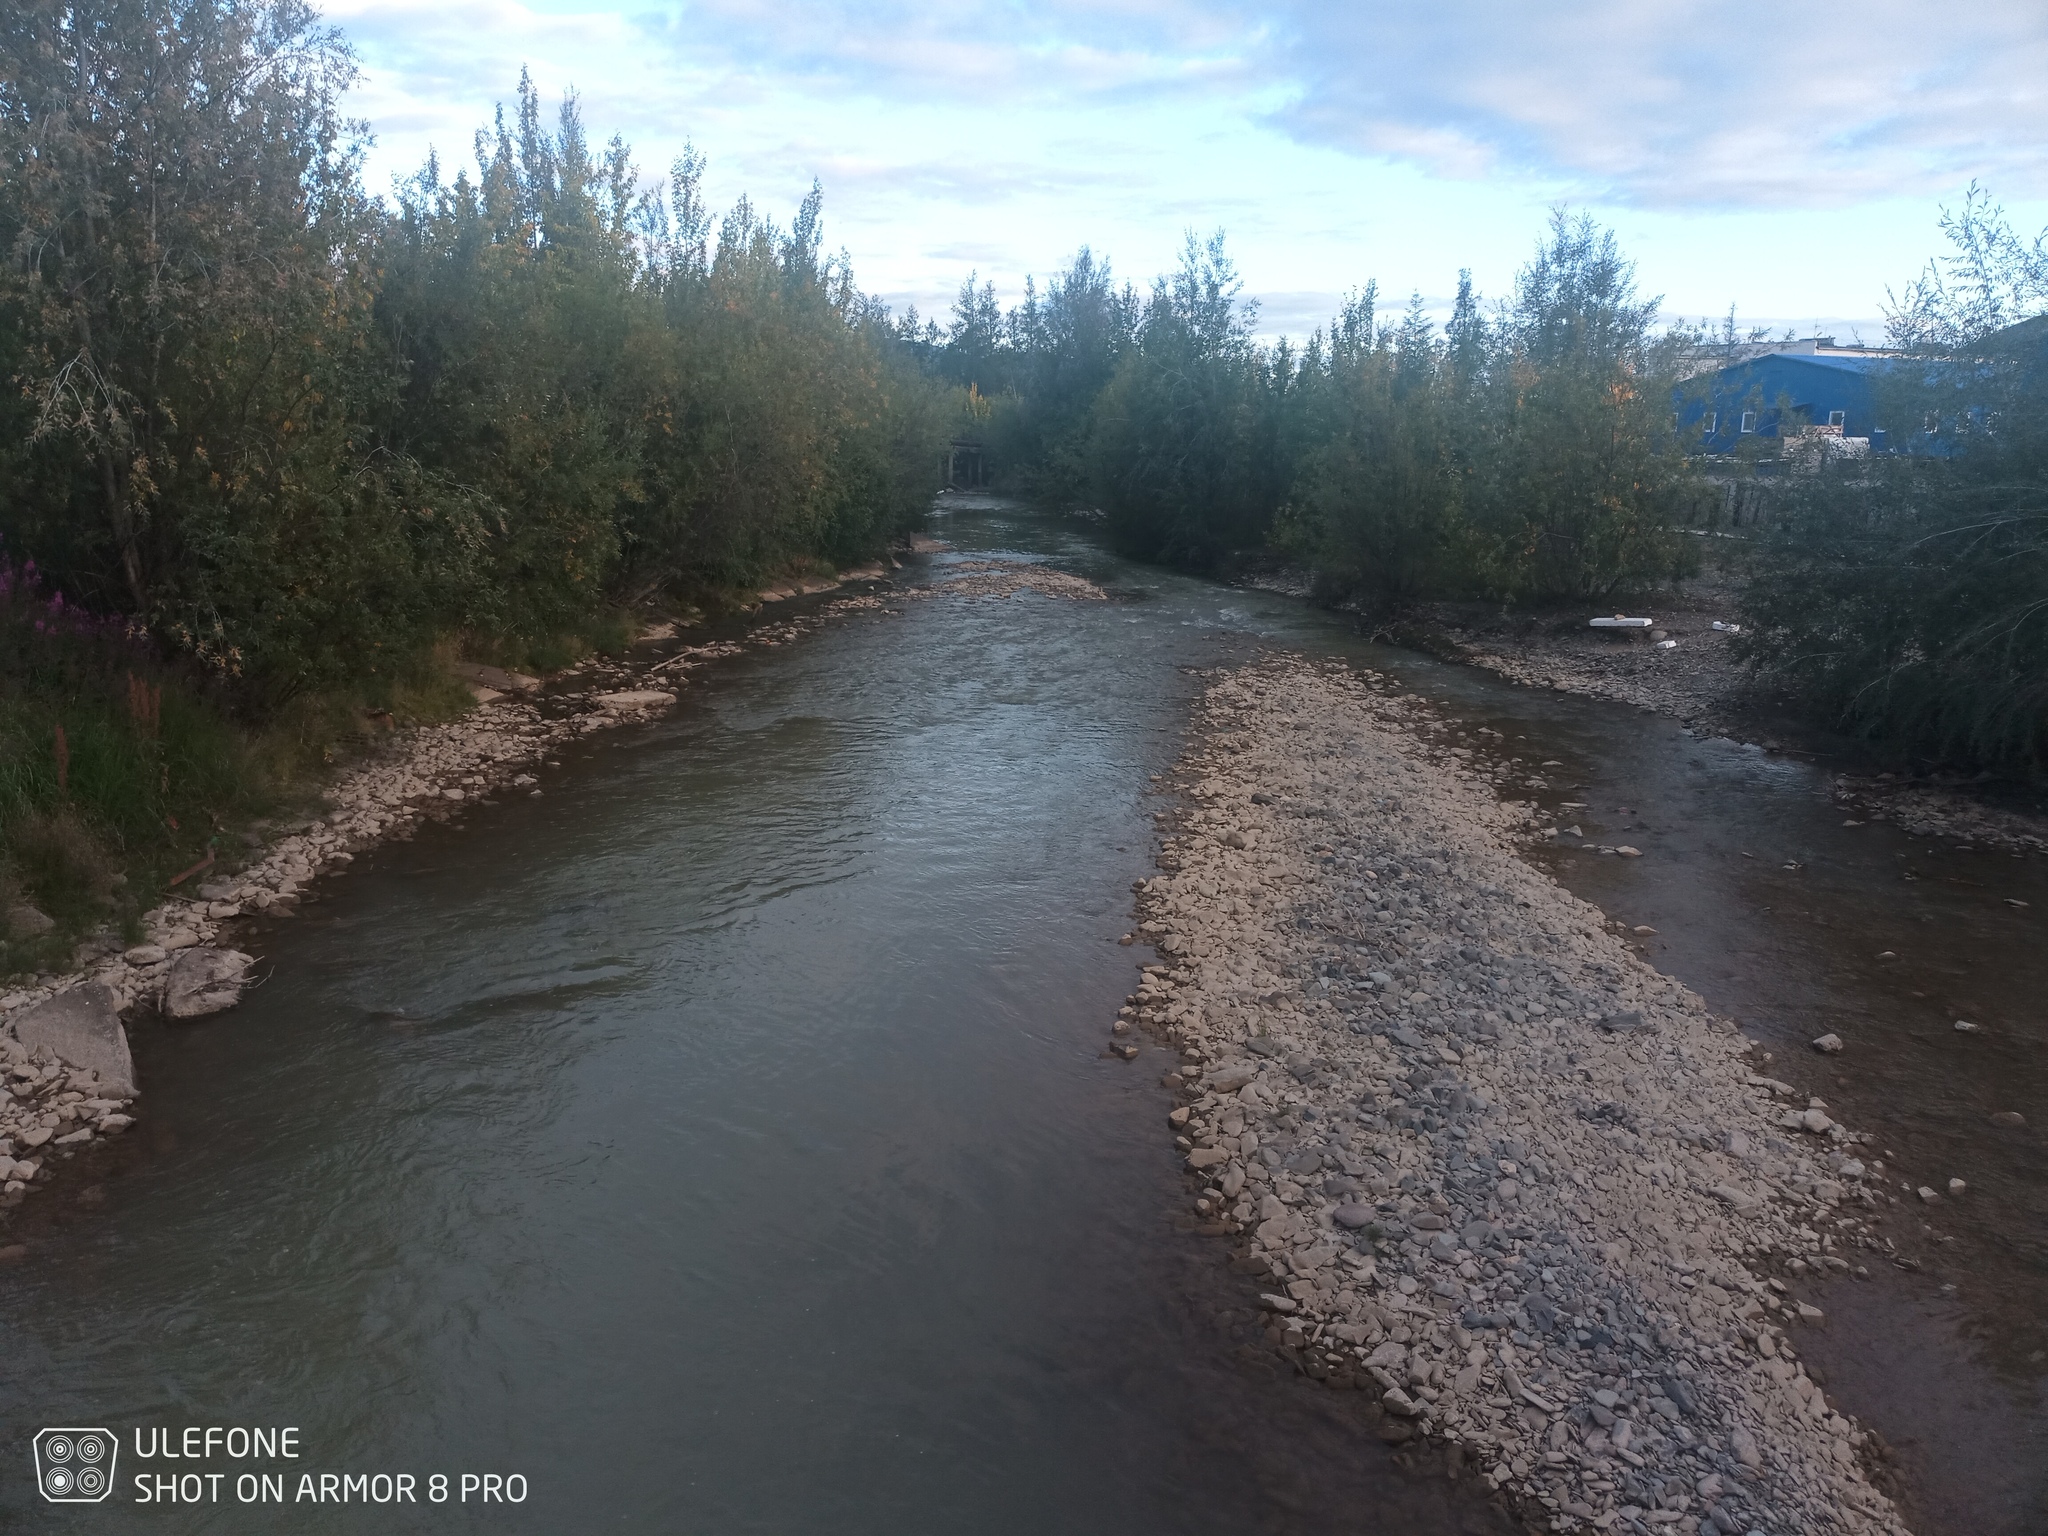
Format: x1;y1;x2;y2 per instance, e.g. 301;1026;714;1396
0;547;1112;1230
1425;584;1759;739
1125;655;1912;1536
1427;596;2048;858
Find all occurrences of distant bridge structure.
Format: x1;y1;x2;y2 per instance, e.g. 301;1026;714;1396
945;439;988;489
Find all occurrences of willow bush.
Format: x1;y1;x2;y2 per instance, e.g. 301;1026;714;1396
0;3;950;937
1739;191;2048;772
955;214;1700;600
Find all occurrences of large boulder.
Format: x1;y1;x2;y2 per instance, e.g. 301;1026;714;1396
162;947;254;1020
9;983;137;1097
6;903;54;938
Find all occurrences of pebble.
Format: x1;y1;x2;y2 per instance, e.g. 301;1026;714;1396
1811;1033;1843;1054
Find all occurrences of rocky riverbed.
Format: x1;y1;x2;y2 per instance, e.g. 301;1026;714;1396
0;551;1108;1229
1122;655;1913;1536
1430;591;1755;739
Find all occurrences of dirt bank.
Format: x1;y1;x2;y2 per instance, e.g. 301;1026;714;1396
1121;654;1911;1536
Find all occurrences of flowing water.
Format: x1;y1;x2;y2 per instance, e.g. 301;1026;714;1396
1;500;2041;1533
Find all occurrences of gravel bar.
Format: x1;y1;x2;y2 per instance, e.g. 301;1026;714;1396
1124;655;1908;1536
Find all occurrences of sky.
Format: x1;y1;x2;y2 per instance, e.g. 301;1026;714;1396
328;0;2048;343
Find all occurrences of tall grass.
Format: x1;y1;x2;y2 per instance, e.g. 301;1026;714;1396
0;557;229;962
0;554;480;972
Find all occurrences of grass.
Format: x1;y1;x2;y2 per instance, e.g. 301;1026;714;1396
1;571;692;981
468;609;641;678
0;576;548;977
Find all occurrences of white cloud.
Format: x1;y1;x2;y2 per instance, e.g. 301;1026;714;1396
333;0;2048;212
1265;0;2048;207
320;0;2048;343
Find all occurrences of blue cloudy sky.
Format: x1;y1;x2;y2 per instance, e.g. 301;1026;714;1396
328;0;2048;341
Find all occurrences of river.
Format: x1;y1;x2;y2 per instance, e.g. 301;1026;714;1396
1;499;2040;1533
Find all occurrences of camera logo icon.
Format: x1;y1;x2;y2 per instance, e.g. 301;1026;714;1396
35;1427;117;1502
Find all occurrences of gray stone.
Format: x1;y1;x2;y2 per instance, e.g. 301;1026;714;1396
1810;1033;1843;1054
6;903;55;937
162;947;254;1020
1729;1426;1761;1469
8;984;136;1097
123;944;167;966
1206;1062;1257;1093
1332;1203;1375;1229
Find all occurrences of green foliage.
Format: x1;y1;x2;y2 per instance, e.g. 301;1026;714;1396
1740;451;2048;770
960;215;1699;600
1460;214;1699;601
984;249;1136;501
0;11;944;689
0;7;949;948
0;0;457;698
625;169;948;590
1280;286;1469;602
0;569;260;963
1090;233;1289;566
1742;193;2048;772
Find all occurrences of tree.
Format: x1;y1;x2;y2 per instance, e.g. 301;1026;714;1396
1090;231;1283;564
1465;211;1695;600
994;246;1136;500
1;0;370;618
1742;191;2048;771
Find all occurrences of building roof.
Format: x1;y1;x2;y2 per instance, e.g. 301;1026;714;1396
1674;335;1899;379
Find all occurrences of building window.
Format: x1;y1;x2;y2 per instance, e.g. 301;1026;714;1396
1739;411;1757;434
1701;412;1717;435
1827;410;1846;428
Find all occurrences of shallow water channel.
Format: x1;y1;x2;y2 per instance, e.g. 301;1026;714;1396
1;501;2041;1533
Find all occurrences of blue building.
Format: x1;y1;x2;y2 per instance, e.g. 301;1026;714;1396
1675;349;1898;454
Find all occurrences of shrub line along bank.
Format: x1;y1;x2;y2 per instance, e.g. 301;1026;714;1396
1122;656;1909;1536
